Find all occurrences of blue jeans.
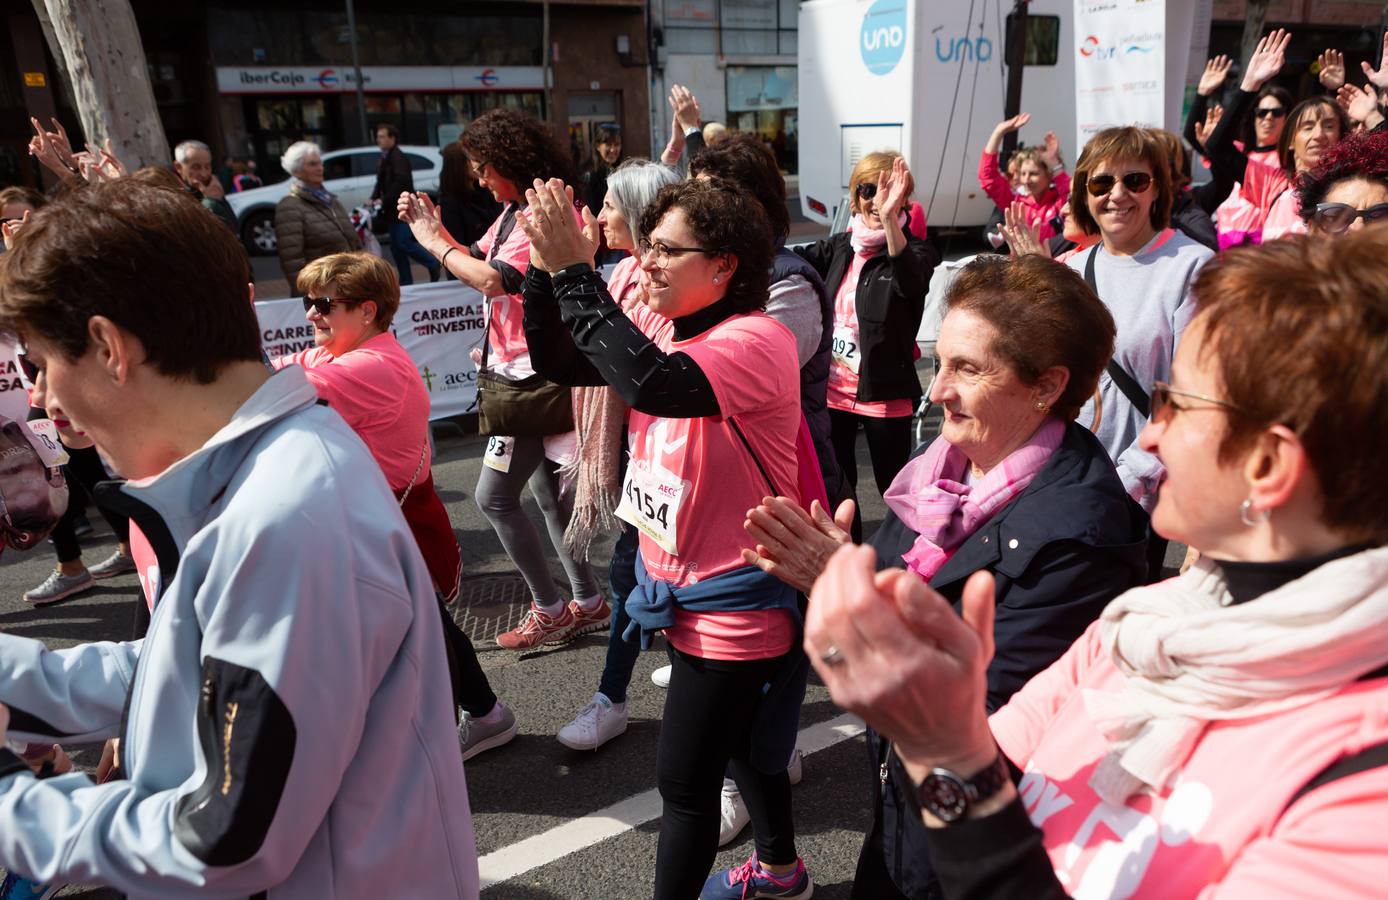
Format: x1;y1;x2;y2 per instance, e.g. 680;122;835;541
388;220;439;286
597;524;641;703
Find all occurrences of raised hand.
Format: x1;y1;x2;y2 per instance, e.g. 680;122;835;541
1363;32;1388;91
2;209;31;251
670;84;702;133
1317;48;1346;91
1039;131;1063;169
1193;103;1224;147
995;112;1030;135
1197;55;1232;97
1000;201;1046;258
399;191;446;249
876;156;912;220
29;117;77;181
517;178;591;273
1338;83;1385;130
1242;29;1291;92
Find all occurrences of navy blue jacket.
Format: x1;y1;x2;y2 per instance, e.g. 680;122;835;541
858;420;1148;899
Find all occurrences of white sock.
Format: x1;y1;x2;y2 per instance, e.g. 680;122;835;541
574;592;605;612
534;598;565;618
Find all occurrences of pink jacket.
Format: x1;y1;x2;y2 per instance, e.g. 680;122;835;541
989;620;1388;898
978;150;1070;242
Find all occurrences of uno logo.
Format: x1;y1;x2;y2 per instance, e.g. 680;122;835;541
316;68;339;89
860;0;907;76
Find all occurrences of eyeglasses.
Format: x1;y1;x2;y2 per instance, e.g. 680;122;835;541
471;159;490;177
1085;172;1153;197
1254;107;1287;120
14;351;37;383
1311;201;1388;234
303;296;365;316
855;183;878;201
637;239;715;269
1151;381;1251;423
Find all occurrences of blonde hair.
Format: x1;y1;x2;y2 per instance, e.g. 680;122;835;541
296;252;401;328
849;151;914;213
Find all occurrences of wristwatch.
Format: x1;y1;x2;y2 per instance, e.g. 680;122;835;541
896;749;1010;824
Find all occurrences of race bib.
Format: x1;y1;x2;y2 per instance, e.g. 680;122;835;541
25;418;69;467
831;325;862;374
483;435;513;473
614;462;686;556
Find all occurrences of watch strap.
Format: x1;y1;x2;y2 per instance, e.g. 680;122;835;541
895;747;1009;824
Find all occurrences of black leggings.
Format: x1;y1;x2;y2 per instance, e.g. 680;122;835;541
51;445;130;564
436;596;497;720
655;647;797;899
829;409;912;540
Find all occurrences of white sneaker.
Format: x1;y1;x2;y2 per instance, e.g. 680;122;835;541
651;664;672;688
557;692;628;751
717;782;750;847
788;747;803;785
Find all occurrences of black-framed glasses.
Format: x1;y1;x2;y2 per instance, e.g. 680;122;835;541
471;159;490;177
1311;201;1388;235
1254;107;1288;120
303;296;365;316
1151;381;1251;423
1085;172;1153;197
637;239;715;268
855;182;878;201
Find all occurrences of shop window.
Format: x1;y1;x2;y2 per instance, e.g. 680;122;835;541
1005;14;1060;67
726;66;798;174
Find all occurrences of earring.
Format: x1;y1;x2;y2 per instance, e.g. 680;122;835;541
712;276;720;284
1239;498;1270;527
1035;400;1051;414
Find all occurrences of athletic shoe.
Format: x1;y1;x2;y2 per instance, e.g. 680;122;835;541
88;549;136;580
459;700;517;761
496;603;578;650
701;853;813;899
718;782;751;847
22;569;94;606
651;663;672;688
566;596;612;637
556;692;628;751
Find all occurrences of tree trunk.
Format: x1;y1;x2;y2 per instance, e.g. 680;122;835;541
39;0;168;169
1238;0;1272;79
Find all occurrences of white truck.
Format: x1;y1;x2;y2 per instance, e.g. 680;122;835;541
797;0;1207;232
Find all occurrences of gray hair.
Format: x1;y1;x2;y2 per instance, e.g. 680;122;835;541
173;140;211;165
281;141;322;178
606;159;681;246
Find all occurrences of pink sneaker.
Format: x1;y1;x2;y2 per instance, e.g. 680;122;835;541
566;596;612;637
496;603;578;650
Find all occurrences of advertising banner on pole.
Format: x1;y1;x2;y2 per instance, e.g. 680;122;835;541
256;280;488;421
1072;0;1167;151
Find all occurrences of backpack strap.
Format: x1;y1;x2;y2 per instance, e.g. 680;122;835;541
1083;246;1151;419
1282;661;1388;815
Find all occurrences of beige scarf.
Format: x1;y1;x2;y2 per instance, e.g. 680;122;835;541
1084;545;1388;805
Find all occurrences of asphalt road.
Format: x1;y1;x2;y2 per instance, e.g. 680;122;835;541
0;409;1184;899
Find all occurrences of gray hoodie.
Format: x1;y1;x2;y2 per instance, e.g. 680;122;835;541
0;368;478;898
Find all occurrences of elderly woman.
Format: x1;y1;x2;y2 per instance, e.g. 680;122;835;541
520;177;815;899
1296;130;1388;236
743;254;1148;899
273;141;362;290
807;229;1388;899
270;251;514;761
399;109;604;651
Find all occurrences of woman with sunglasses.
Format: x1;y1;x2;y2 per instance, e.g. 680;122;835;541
1295;130;1388;236
399;108;607;651
793;152;938;539
1066;127;1213;578
271;251;516;761
521;177;816;899
805;229;1388;900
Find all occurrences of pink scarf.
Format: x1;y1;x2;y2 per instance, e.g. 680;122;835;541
883;417;1065;581
848;212;908;255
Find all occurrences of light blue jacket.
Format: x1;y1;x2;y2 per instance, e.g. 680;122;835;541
0;368;479;898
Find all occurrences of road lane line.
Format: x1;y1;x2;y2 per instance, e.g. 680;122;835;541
477;712;866;889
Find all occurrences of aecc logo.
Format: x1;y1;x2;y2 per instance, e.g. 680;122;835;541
860;0;907;76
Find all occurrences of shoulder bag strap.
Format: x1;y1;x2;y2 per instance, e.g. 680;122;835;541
1083;246;1152;419
1281;662;1388;816
728;417;780;497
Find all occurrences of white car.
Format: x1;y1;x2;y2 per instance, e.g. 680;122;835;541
227;145;442;256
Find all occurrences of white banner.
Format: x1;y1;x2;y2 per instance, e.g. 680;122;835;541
256;280;488;421
1073;0;1166;151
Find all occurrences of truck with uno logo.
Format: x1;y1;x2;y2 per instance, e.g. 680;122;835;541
798;0;1203;232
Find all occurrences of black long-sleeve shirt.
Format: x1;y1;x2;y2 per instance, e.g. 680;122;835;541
521;265;722;418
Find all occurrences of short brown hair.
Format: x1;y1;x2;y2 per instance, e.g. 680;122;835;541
128;165;190;193
639;179;772;315
1190;230;1388;544
1069;127;1173;237
297;252;401;329
848;151;913;215
689;133;790;242
0;179;259;384
1277;98;1349;175
944;254;1115;421
0;187;45;212
1147;129;1191;191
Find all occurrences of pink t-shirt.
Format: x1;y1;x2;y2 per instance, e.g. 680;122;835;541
623;305;801;661
1214;146;1280;249
1261;187;1307;242
475;205;536;380
274;332;430;491
989;620;1388;898
606;255;644;310
827;252;913;419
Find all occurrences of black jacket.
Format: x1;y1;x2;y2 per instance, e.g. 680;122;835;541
371;147;414;225
857;421;1149;899
794;231;938;403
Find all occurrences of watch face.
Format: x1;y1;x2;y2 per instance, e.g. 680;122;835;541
921;772;969;823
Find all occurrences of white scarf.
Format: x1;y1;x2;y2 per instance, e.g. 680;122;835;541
1084;545;1388;805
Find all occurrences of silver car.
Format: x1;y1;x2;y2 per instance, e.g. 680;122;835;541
227;145;443;256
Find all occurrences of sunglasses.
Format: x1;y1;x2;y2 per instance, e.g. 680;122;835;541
855;183;878;201
302;296;365;316
1254;107;1287;120
1085;172;1153;197
1311;202;1388;234
14;351;37;383
1150;381;1250;423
